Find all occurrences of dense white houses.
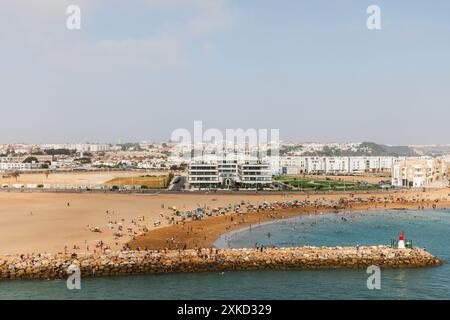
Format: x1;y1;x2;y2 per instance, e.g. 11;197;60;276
40;143;111;153
275;155;450;188
0;162;32;171
1;155;53;163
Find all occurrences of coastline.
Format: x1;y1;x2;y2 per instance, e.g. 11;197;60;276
0;189;448;255
1;191;449;280
213;206;450;249
129;200;450;251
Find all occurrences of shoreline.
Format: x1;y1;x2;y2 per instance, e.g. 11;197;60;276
213;206;450;249
1;192;448;280
0;189;448;256
129;199;450;251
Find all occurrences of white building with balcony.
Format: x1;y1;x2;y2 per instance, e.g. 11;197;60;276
188;162;220;189
237;161;273;189
217;159;238;187
188;158;272;189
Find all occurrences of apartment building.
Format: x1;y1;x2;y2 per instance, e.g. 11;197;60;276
188;159;272;189
391;158;448;188
325;157;349;174
188;162;220;189
0;155;53;163
0;162;32;172
237;161;272;188
217;159;238;187
279;156;395;175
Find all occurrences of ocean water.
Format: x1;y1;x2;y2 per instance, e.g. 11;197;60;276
1;209;450;300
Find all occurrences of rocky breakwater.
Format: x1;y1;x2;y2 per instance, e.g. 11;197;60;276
0;246;442;280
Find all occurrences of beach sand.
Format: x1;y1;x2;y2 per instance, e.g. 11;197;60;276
0;170;167;186
129;196;450;250
0;189;448;255
0;192;316;255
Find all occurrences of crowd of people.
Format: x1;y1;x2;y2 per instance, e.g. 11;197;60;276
27;192;448;256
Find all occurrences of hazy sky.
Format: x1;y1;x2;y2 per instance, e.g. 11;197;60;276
1;0;449;144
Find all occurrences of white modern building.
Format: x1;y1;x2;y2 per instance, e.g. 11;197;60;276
237;161;272;188
217;159;238;187
188;158;272;189
188;162;220;189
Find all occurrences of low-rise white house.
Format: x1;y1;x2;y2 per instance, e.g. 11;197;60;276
0;162;32;172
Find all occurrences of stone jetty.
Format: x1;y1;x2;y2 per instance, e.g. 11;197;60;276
0;246;442;280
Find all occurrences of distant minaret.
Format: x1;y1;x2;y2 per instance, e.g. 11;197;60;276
398;232;406;249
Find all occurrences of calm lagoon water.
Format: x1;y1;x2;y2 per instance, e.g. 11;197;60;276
1;209;450;300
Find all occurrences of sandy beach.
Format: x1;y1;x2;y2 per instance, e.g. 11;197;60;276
0;170;166;186
129;194;450;250
0;189;448;256
0;191;321;255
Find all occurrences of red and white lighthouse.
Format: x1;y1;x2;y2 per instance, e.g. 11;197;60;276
398;232;406;249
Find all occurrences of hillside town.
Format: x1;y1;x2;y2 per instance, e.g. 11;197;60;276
0;142;449;191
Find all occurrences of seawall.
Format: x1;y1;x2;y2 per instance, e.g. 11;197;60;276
0;246;442;280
